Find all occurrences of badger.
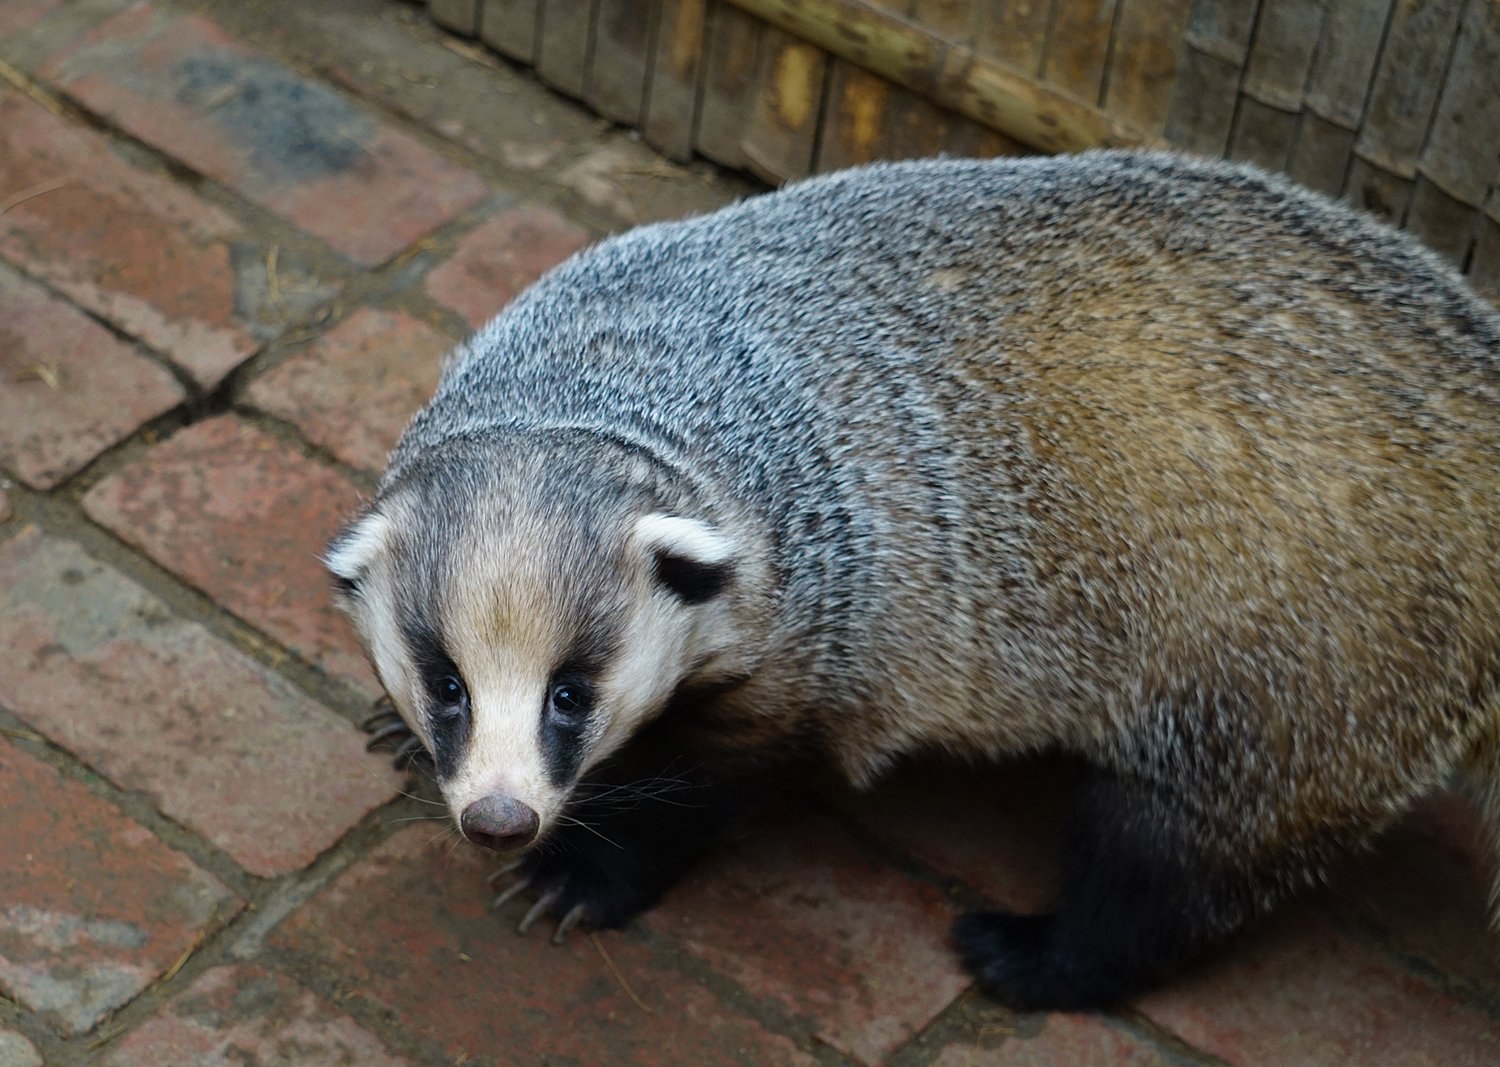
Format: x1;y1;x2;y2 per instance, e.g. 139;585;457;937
327;150;1500;1009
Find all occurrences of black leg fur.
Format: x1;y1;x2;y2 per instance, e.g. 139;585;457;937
954;767;1258;1010
506;724;775;931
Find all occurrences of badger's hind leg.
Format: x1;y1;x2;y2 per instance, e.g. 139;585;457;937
954;766;1260;1011
1459;722;1500;927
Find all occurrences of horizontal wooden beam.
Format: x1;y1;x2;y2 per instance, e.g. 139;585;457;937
723;0;1152;153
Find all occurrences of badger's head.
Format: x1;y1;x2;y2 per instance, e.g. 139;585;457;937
325;434;759;852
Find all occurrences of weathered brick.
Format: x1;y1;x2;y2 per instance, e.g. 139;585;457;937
0;89;260;388
0;1028;43;1067
40;2;488;266
426;205;593;328
0;262;183;489
245;308;452;474
645;811;969;1066
932;1014;1174;1066
82;415;378;697
275;828;817;1066
837;756;1069;913
0;0;60;39
0;737;239;1035
0;527;400;877
97;965;415;1066
1136;908;1500;1066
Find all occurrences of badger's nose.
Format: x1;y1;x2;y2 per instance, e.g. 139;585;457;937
460;795;540;852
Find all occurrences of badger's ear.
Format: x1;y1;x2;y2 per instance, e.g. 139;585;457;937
633;513;736;604
324;509;391;598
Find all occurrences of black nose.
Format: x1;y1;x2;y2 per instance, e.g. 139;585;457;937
460;795;540;852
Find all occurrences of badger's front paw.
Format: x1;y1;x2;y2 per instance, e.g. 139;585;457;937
360;695;432;772
488;836;667;944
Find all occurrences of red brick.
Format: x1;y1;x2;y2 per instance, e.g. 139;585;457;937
0;89;258;388
0;263;183;489
933;1014;1173;1066
426;205;593;328
245;308;452;474
0;527;400;877
40;3;488;266
97;965;415;1066
1136;908;1500;1066
0;738;239;1036
838;756;1069;913
275;828;817;1066
0;0;59;39
645;811;969;1066
0;1028;42;1067
82;415;378;697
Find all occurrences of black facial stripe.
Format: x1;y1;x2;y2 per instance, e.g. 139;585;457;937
400;620;467;780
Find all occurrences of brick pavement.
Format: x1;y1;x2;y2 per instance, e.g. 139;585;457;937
0;1;1497;1064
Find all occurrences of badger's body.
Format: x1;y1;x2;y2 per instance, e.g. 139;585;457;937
330;150;1500;1008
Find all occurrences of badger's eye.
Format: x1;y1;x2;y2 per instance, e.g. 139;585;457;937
549;680;593;719
434;673;468;711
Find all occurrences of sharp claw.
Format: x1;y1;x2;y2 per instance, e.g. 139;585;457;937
551;903;588;945
518;889;561;934
491;878;533;911
487;860;526;887
361;710;403;732
363;720;411;749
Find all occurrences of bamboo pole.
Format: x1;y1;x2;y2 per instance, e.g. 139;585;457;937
722;0;1152;154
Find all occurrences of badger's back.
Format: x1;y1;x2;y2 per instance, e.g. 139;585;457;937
393;150;1500;789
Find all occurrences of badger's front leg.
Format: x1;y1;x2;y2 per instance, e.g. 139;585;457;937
490;729;767;941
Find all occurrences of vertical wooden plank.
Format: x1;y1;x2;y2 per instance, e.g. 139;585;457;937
536;0;596;99
904;0;973;41
1105;0;1193;138
1468;205;1500;303
1183;0;1263;63
1346;154;1413;225
1355;0;1465;177
480;0;541;63
642;0;707;162
1163;44;1242;157
740;25;826;183
1287;110;1358;195
973;0;1052;76
1405;177;1478;264
1166;0;1264;156
1303;0;1392;126
944;118;1027;160
695;1;763;169
1418;0;1500;207
1241;0;1328;110
815;60;893;171
882;89;959;163
1043;0;1120;104
430;0;481;36
1227;95;1297;171
586;0;655;126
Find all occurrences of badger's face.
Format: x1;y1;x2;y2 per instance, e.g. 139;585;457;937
325;458;742;853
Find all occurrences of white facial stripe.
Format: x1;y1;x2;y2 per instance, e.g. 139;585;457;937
446;667;554;817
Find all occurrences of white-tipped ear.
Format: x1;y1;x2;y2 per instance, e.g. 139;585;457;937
634;513;737;604
325;510;391;593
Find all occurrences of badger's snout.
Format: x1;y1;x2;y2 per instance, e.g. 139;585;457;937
460;794;540;852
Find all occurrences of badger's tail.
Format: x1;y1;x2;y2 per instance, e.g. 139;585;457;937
1461;722;1500;928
